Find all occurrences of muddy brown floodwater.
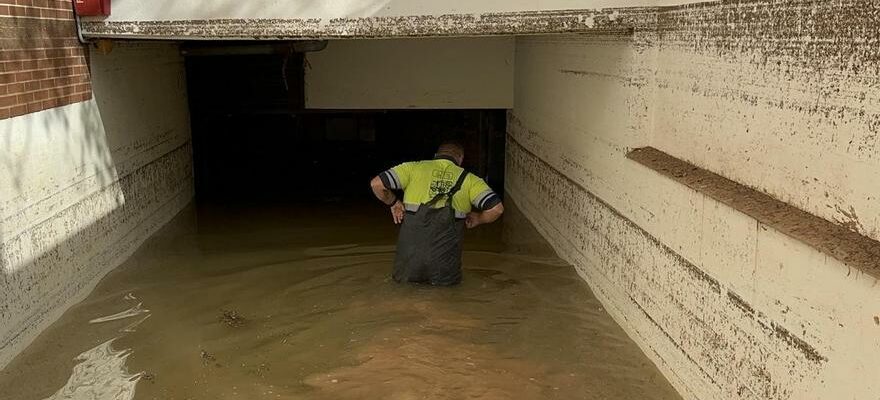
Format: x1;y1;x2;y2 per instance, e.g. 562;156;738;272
0;200;680;400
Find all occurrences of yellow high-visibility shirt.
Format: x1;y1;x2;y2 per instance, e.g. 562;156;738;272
379;158;500;218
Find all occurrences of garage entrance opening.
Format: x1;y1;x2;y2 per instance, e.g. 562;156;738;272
0;40;680;400
185;50;506;204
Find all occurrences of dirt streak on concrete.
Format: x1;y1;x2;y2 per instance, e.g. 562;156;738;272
627;146;880;279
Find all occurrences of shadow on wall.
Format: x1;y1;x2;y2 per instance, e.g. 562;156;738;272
0;42;194;368
0;89;119;368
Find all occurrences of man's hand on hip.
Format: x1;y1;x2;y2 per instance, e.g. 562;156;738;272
390;201;405;224
465;212;481;229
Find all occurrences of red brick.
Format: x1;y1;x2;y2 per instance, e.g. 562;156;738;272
0;5;9;16
19;59;38;70
9;104;27;116
5;82;25;94
41;96;60;108
26;100;45;113
0;73;15;84
0;107;11;120
70;73;89;84
32;88;49;101
48;67;72;78
71;65;87;75
0;94;16;107
13;71;31;81
40;77;56;88
2;50;31;61
73;82;90;93
48;0;69;9
34;90;49;101
6;5;29;17
66;91;86;102
6;5;22;16
0;1;16;6
55;93;72;103
55;9;71;19
15;0;33;6
35;58;59;69
24;80;40;91
16;92;33;103
2;61;22;72
45;48;69;58
29;69;47;79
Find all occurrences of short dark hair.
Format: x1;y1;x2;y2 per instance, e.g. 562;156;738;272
436;141;464;160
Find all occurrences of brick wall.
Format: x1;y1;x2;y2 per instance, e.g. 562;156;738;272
0;0;91;120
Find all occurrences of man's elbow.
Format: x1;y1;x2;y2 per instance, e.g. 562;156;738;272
370;176;384;191
495;202;505;215
486;202;504;221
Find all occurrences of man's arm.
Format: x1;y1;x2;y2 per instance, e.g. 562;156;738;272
371;176;397;205
371;176;405;224
465;202;504;229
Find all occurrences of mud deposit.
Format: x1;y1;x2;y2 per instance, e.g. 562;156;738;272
0;202;680;400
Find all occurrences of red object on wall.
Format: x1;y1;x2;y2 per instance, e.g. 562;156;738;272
73;0;111;16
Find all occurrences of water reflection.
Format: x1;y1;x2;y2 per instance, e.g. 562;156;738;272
0;201;679;400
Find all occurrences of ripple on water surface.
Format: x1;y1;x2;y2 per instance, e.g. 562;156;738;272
0;203;680;400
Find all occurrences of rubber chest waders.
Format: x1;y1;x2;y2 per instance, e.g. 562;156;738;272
393;170;469;286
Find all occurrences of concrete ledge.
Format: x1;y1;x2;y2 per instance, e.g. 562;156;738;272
79;9;648;40
627;146;880;280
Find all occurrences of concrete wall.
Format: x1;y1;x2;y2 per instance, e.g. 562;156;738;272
90;0;690;21
652;1;880;243
78;0;664;39
506;2;880;399
0;42;193;368
305;37;514;109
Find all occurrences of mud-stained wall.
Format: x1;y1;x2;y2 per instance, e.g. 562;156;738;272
652;0;880;243
0;42;193;368
507;6;880;397
84;0;684;21
305;37;514;109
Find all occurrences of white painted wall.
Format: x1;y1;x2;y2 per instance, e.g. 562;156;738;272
507;30;880;400
305;37;514;109
652;30;880;243
90;0;697;22
0;42;193;368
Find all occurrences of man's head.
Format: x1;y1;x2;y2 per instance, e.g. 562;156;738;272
435;141;464;165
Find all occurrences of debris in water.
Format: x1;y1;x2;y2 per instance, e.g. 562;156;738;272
219;309;247;327
246;363;271;378
42;339;141;400
119;314;151;333
200;350;217;365
89;303;150;324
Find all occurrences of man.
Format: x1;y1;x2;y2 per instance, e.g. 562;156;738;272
370;142;504;286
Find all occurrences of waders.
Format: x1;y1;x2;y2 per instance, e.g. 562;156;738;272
393;171;469;286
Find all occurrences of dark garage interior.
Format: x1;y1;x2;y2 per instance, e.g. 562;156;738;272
184;45;507;204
